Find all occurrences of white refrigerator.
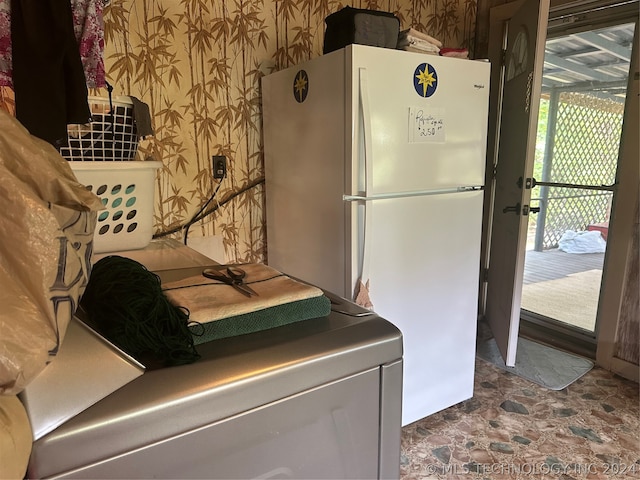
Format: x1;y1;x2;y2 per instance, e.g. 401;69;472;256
262;44;490;426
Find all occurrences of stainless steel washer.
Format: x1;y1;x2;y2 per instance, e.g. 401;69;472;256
27;285;403;479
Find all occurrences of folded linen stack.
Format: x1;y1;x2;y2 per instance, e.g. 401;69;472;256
398;28;442;55
162;263;331;344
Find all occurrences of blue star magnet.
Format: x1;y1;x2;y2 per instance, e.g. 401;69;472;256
413;63;438;98
293;70;309;103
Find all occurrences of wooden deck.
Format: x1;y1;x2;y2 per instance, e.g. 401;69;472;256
522;249;604;331
523;249;605;285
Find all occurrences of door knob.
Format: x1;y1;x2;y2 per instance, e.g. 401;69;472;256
529;206;541;214
503;203;521;215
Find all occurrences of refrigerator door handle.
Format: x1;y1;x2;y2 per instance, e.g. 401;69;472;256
344;186;484;202
359;67;374;198
356;68;373;303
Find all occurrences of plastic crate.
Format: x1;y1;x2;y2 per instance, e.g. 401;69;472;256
60;96;139;161
70;161;162;253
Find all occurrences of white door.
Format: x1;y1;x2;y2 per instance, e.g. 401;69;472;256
346;45;489;196
484;0;550;366
353;190;484;425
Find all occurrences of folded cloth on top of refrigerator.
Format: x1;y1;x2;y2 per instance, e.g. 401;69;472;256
398;28;441;54
439;47;469;59
162;263;331;344
404;43;440;55
400;28;442;48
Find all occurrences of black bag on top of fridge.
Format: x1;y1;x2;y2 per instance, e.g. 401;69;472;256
323;6;400;54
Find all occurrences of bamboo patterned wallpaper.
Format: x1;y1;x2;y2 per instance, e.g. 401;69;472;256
1;0;479;262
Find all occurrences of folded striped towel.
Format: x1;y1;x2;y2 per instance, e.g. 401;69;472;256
401;28;443;47
162;263;331;344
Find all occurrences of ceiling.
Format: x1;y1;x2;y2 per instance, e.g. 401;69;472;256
542;19;635;101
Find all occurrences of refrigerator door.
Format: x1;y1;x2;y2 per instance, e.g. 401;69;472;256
346;45;490;196
348;190;484;426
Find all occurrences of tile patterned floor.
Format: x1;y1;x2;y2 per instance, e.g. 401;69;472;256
401;359;639;480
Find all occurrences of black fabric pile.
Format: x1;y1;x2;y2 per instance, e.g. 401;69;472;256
80;256;200;369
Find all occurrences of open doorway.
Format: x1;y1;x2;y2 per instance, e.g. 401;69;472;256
480;0;638;366
521;20;635;337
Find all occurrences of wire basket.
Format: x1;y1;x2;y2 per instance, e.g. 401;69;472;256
60;96;140;161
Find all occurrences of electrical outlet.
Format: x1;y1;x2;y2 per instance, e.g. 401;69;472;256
212;155;226;179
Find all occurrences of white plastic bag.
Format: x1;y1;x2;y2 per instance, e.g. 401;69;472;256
558;230;607;254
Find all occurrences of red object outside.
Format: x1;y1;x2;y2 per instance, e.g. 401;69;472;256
587;222;609;241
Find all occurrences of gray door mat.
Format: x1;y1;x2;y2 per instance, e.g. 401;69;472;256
476;336;594;390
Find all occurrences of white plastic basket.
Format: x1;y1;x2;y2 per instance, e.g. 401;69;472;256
61;96;139;161
70;161;162;253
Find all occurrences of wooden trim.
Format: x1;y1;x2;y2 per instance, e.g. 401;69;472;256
610;357;640;382
595;21;639;373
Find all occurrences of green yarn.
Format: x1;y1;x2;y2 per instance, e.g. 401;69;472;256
80;255;200;368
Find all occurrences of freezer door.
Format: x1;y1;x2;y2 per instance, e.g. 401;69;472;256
349;190;483;425
346;45;490;196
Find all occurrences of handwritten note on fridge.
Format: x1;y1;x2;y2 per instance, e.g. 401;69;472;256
409;107;445;143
